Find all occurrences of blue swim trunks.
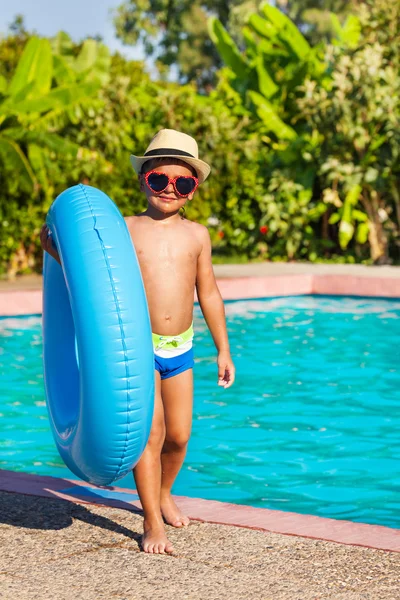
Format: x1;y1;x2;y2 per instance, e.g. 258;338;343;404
153;323;194;380
154;348;194;380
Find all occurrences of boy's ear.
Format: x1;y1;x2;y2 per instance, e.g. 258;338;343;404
139;174;145;192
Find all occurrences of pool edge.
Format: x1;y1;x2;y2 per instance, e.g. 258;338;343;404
0;469;398;553
4;273;400;316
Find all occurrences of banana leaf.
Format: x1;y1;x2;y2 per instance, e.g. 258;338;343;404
28;143;51;199
6;81;101;116
8;37;53;98
255;56;278;99
208;17;249;80
0;76;7;94
339;184;362;249
248;14;277;40
51;31;74;56
260;2;311;60
242;26;258;57
0;136;36;192
6;128;79;155
356;222;369;244
53;55;76;85
330;13;361;49
248;91;297;140
74;40;111;84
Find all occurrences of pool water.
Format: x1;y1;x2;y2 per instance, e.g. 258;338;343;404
1;296;400;529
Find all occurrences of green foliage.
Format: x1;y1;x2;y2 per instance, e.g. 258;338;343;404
330;13;361;49
2;0;400;274
113;0;251;88
210;0;400;264
113;1;355;87
8;37;53;97
0;33;110;275
276;0;354;45
0;33;272;275
208;7;324;141
208;17;249;80
298;0;400;262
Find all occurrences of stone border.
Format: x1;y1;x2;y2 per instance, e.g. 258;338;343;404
1;469;398;552
3;273;400;316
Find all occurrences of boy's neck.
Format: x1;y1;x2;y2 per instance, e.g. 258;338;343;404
143;206;182;223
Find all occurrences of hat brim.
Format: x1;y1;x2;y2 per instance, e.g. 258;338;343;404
130;154;211;184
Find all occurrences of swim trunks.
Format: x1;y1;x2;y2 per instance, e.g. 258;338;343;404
153;323;194;380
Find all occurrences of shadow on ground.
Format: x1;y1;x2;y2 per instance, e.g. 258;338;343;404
0;490;142;547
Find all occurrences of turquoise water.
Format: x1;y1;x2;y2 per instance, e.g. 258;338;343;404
1;296;400;529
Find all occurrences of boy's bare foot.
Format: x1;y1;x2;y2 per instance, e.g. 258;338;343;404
142;520;174;554
161;493;190;527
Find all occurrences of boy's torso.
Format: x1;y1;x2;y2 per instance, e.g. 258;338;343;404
126;215;203;336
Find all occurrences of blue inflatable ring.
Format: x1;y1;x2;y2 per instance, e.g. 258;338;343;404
42;184;154;486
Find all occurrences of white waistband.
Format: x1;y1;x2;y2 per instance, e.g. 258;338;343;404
154;339;193;359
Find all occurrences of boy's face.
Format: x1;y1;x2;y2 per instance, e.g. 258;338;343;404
140;160;196;215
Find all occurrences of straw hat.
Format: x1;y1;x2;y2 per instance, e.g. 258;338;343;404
130;129;211;184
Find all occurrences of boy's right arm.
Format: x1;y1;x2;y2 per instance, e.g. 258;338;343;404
40;224;61;265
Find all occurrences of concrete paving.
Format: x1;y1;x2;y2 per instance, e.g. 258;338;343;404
1;491;399;600
213;262;400;279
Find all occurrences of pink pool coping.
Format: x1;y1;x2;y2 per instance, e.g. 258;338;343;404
3;273;400;316
1;469;398;553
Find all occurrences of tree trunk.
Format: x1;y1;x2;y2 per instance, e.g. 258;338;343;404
368;221;387;262
361;191;388;263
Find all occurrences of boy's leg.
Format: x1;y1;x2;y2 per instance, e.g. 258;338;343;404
160;368;193;527
133;370;174;553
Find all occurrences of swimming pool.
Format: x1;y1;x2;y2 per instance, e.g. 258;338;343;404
1;296;399;529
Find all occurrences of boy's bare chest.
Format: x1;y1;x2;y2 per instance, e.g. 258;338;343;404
130;226;201;269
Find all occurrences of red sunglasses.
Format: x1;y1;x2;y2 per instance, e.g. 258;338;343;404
143;170;199;197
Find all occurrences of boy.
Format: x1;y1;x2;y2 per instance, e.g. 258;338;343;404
40;129;235;555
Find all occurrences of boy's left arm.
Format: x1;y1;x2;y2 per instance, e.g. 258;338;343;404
196;226;235;389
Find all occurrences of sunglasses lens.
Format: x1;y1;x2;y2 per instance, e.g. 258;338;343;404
176;177;196;196
147;173;169;192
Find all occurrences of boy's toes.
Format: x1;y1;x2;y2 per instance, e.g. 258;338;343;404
172;519;182;527
141;526;174;554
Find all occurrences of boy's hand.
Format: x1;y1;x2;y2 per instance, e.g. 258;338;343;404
40;224;61;265
217;351;235;389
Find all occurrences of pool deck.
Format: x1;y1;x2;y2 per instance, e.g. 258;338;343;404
2;262;400;598
3;262;400;316
1;471;399;600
